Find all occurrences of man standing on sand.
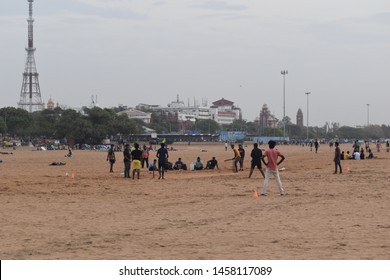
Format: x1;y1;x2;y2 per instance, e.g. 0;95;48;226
249;142;265;178
106;144;116;173
123;143;131;178
314;139;319;153
238;144;245;171
131;143;142;179
156;143;169;179
334;141;342;174
260;140;285;196
230;144;241;173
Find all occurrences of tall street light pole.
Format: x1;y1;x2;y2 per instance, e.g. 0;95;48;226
305;92;311;140
366;104;370;126
281;70;288;140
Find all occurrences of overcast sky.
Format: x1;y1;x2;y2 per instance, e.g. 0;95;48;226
1;0;389;127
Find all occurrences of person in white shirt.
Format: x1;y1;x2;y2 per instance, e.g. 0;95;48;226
353;151;361;160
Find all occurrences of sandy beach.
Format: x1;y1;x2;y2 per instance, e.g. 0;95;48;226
1;142;389;260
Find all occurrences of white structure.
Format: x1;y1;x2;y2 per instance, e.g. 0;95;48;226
134;96;241;125
136;95;211;123
118;108;152;124
210;98;241;125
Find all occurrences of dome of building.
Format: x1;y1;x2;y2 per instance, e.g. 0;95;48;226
47;98;55;110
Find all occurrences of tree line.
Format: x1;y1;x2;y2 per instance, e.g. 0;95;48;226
1;106;390;144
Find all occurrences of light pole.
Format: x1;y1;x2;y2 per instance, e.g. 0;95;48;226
305;92;311;140
366;104;370;126
281;70;288;139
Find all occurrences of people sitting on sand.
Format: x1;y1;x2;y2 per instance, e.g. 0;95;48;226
345;151;353;160
340;151;345;160
194;157;204;170
367;149;374;159
164;160;174;170
205;157;219;170
148;159;158;171
65;148;73;157
360;148;365;160
353;150;360;160
174;157;187;170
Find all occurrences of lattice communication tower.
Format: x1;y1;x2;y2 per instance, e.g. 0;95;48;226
18;0;44;112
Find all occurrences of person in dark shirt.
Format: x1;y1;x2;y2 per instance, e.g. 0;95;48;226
131;143;142;179
314;139;319;153
249;143;265;178
238;144;245;171
123;143;131;178
174;157;187;170
334;142;342;174
205;157;219;170
156;143;169;179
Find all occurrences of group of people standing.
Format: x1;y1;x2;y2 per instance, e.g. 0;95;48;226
230;141;286;196
108;143;169;180
106;140;287;197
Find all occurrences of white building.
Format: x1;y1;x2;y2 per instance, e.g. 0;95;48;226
117;108;152;124
210;98;241;125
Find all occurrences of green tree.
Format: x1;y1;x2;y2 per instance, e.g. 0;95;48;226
149;111;179;133
0;107;33;136
113;114;141;135
28;109;62;137
55;109;93;143
0;116;6;134
194;119;220;134
222;119;247;131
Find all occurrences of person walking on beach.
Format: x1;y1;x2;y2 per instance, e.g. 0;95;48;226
314;139;319;153
249;142;265;178
131;143;142;179
230;144;241;173
334;141;342;174
156;143;169;179
106;144;116;173
260;140;285;196
123;143;131;178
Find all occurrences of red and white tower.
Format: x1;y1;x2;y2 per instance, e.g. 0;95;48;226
18;0;44;112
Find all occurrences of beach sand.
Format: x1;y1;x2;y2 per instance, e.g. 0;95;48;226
1;142;389;260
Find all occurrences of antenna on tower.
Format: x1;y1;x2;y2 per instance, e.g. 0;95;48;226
18;0;44;112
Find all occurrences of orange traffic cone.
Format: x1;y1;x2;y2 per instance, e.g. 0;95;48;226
253;190;259;199
71;171;75;179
